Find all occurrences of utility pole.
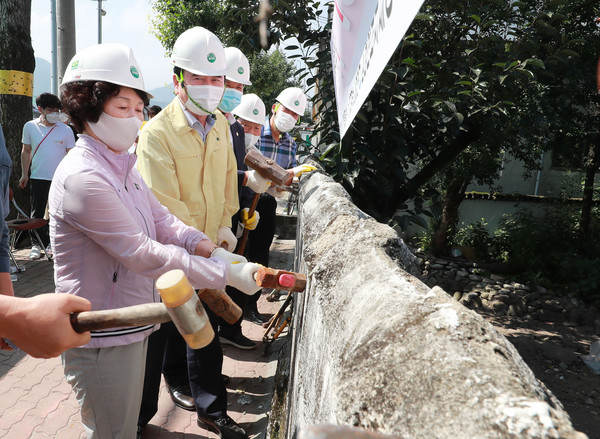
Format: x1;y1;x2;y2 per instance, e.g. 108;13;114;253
95;0;106;44
57;0;76;85
50;0;57;93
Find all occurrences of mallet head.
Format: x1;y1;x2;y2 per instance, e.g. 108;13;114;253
157;269;214;349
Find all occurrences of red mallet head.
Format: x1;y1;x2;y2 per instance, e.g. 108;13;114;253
278;273;296;288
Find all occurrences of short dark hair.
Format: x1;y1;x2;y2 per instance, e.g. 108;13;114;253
36;92;61;109
148;105;162;117
60;81;149;133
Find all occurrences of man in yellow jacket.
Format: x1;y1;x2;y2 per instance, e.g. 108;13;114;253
136;27;247;439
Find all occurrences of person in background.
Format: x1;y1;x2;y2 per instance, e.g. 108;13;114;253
250;88;315;320
217;49;271;350
136;27;249;439
228;93;275;326
20;92;75;260
147;105;162;119
54;42;260;439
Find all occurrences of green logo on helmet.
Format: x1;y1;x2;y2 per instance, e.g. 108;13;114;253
238;67;244;75
130;66;140;78
294;100;300;106
207;53;216;63
71;60;79;70
253;109;259;115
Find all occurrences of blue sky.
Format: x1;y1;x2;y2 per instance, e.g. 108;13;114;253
31;0;173;89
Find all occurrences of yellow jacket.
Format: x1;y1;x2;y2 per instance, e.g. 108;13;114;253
136;98;239;242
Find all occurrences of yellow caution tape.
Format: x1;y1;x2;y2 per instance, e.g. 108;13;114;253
0;70;34;97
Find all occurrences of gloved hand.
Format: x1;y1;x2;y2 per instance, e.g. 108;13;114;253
217;226;237;252
227;262;262;295
267;185;286;198
241;208;260;230
210;247;247;264
291;164;317;177
245;170;271;193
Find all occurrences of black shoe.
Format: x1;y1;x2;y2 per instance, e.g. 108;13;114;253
197;415;248;439
219;332;256;350
168;383;195;411
245;310;269;325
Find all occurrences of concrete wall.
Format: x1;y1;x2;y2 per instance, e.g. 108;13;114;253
285;171;587;439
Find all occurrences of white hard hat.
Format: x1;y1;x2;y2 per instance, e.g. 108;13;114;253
224;47;251;86
276;87;306;116
61;43;153;98
232;93;265;125
171;27;227;77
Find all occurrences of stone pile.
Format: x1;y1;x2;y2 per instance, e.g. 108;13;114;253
415;251;600;333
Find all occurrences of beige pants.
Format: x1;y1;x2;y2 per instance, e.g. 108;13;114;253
62;338;148;439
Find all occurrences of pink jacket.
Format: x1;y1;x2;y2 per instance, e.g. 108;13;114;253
49;135;228;348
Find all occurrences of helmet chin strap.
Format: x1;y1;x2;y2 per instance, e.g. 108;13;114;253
177;72;214;115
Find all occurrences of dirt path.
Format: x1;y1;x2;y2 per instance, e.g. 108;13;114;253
481;312;600;438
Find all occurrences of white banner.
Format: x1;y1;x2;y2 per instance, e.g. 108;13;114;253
331;0;426;138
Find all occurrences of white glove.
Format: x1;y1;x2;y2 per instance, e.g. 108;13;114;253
291;164;317;177
241;208;260;230
245;170;271;193
211;247;247;264
217;226;237;252
227;262;262;295
267;185;286;198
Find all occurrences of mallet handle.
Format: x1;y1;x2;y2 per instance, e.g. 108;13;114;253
198;289;242;324
70;303;170;333
235;193;260;255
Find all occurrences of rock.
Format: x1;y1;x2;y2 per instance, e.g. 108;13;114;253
542;299;565;313
469;275;482;282
491;301;508;312
494;294;510;304
453;292;463;301
507;305;522;317
499;288;512;295
430;263;445;270
536;285;548;294
480;292;490;300
490;273;504;281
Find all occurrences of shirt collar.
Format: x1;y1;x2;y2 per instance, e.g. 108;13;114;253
177;99;216;140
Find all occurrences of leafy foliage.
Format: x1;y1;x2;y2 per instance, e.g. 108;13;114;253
150;0;301;106
246;50;300;110
493;205;600;303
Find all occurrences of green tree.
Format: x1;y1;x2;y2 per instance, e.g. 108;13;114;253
150;0;300;108
246;50;299;110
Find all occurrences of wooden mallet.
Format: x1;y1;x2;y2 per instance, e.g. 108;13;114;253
236;149;293;255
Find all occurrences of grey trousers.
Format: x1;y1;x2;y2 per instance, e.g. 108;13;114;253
62;338;148;439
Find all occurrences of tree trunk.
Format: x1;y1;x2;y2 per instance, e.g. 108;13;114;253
579;135;598;248
396;125;480;204
0;0;35;216
431;177;470;257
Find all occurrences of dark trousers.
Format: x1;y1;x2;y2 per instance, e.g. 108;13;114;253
138;321;189;426
29;179;51;247
242;193;277;312
188;307;227;417
246;193;277;266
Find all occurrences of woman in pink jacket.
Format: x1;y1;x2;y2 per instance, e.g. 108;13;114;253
50;43;260;439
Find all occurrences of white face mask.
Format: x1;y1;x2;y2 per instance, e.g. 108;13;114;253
183;84;224;115
88;112;142;153
244;133;259;151
274;109;297;133
45;111;60;124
